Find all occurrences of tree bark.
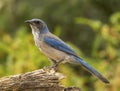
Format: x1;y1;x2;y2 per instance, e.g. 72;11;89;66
0;67;81;91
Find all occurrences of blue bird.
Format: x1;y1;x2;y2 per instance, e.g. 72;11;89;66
25;18;109;83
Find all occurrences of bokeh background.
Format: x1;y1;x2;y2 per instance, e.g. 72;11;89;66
0;0;120;91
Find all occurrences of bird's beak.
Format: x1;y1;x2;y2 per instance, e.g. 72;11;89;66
25;20;32;24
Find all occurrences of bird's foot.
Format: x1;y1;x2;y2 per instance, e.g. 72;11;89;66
46;63;58;72
51;63;58;72
48;59;64;71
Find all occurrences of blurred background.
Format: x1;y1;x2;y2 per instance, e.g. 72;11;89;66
0;0;120;91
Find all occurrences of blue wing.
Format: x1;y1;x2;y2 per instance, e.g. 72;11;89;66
44;36;78;57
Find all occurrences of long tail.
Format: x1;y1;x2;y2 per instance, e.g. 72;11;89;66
74;57;109;83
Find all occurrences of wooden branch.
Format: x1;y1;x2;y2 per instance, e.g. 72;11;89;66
0;67;81;91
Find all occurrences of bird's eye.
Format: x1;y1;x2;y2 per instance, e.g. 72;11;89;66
35;21;40;24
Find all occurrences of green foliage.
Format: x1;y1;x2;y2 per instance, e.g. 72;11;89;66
0;0;120;91
0;27;51;76
75;14;120;91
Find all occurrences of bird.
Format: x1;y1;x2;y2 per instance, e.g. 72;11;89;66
25;18;109;84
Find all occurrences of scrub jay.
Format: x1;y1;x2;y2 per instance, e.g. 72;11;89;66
25;18;109;83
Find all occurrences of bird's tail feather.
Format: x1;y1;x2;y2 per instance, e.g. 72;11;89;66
74;57;109;83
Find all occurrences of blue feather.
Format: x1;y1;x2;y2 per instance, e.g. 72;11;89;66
44;36;77;57
74;57;109;83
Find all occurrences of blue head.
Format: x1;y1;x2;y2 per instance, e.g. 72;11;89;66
25;18;47;33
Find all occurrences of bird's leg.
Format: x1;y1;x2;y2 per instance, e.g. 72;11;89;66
50;59;64;71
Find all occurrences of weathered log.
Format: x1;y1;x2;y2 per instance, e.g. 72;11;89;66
0;67;81;91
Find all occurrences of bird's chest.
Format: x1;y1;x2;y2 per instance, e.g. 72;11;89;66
37;40;67;61
32;30;67;61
